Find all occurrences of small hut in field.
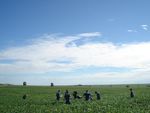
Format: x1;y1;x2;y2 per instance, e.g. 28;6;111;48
23;82;27;86
51;83;54;87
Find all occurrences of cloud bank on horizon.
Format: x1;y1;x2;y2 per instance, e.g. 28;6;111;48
0;32;150;85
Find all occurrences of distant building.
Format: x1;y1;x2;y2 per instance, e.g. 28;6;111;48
126;85;130;88
51;83;54;87
23;82;27;86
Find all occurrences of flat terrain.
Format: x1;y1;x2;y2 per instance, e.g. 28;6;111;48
0;84;150;113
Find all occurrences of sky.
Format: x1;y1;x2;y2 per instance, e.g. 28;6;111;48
0;0;150;85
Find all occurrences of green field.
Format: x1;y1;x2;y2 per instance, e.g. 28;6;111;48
0;84;150;113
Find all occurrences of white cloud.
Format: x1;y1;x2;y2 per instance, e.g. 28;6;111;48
1;33;150;85
0;33;150;75
127;29;137;33
78;32;101;37
141;24;149;31
127;24;149;32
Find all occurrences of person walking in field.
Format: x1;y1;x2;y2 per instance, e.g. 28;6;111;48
130;88;135;98
56;90;61;101
73;91;78;99
22;94;27;100
73;91;82;99
64;90;71;104
95;91;101;100
83;90;92;101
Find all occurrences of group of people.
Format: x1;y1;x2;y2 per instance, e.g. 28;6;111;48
56;90;101;104
56;88;135;104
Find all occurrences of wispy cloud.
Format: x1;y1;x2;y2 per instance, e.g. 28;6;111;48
127;29;137;33
141;24;149;31
78;32;101;37
127;24;149;33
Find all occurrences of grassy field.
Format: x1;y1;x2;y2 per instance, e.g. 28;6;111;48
0;84;150;113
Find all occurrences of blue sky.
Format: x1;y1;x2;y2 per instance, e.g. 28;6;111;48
0;0;150;85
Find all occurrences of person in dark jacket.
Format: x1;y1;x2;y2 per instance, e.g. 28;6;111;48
95;91;101;100
56;90;61;101
83;90;92;101
130;88;135;98
64;90;71;104
22;94;27;100
73;91;78;99
73;91;82;99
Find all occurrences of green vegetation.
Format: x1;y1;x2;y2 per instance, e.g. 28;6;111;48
0;84;150;113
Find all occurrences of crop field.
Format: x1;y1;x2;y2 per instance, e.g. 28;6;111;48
0;84;150;113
